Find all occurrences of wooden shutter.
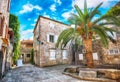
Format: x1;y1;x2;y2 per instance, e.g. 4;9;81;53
55;35;58;43
0;17;5;36
47;34;49;42
5;26;8;39
0;17;2;36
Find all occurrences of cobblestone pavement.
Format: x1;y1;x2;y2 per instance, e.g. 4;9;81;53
1;64;94;82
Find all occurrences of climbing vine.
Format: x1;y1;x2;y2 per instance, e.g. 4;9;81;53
30;49;34;64
9;14;20;63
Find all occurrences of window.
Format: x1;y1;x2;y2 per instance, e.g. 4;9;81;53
27;54;30;57
47;34;58;43
49;35;54;42
63;50;67;59
92;53;98;60
79;54;83;60
49;50;56;60
108;49;119;55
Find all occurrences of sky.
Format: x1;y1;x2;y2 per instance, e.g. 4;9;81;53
10;0;119;40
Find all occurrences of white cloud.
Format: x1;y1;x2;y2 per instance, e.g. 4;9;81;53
28;18;31;21
62;12;71;19
20;29;33;40
19;3;42;14
44;14;50;18
21;29;33;35
34;19;37;22
72;0;115;9
20;35;33;41
31;23;35;26
43;12;50;18
54;0;62;5
20;25;26;31
50;4;56;12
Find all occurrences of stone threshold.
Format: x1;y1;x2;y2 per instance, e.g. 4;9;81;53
62;72;117;82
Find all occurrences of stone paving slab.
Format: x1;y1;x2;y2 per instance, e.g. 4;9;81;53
1;64;94;82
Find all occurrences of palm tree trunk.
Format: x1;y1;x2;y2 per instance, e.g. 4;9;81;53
83;39;94;68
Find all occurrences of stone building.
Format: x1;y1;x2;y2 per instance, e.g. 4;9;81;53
0;0;12;78
75;25;120;66
33;16;70;67
20;40;33;63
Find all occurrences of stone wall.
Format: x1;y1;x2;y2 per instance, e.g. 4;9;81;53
0;0;10;78
20;41;33;63
103;40;120;64
76;39;120;66
76;40;103;66
34;16;71;67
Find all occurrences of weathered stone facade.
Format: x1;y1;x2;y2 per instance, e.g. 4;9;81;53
76;38;120;66
0;0;11;78
33;16;71;67
20;40;33;63
102;40;120;64
75;40;103;66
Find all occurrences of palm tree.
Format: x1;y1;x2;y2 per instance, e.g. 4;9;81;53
56;0;120;68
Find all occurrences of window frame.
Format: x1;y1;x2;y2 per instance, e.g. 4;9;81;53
108;49;119;55
49;35;54;43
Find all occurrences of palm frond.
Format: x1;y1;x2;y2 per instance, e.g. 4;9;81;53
56;28;74;48
107;35;116;44
93;15;120;26
74;5;83;17
84;0;88;14
92;27;109;47
89;2;103;20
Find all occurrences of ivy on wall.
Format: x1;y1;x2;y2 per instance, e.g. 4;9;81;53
9;14;20;63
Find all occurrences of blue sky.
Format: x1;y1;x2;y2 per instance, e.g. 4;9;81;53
10;0;119;40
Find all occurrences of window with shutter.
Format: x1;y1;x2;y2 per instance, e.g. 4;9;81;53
108;49;119;55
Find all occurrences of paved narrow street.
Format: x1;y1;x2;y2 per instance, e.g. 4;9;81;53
1;64;93;82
